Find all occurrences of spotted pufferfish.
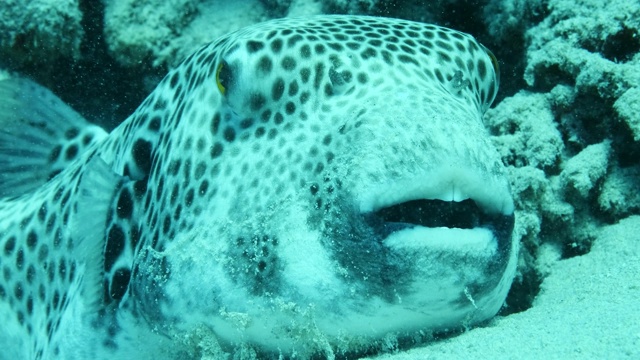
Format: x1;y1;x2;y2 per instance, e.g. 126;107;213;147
0;15;516;359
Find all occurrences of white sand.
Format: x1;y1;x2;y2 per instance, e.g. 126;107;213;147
368;216;640;359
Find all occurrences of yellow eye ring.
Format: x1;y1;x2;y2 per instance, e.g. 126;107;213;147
216;62;226;95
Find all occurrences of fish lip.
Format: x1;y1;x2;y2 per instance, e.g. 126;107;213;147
365;198;513;237
363;198;515;261
357;170;515;256
357;168;515;217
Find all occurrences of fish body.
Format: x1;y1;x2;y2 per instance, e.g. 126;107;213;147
0;15;515;359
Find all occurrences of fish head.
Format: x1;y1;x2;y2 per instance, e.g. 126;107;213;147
114;15;515;353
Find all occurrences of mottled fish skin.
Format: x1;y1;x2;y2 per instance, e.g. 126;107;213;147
0;15;516;359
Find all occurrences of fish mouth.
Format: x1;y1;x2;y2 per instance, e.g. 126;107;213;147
368;197;514;256
358;169;515;256
375;198;487;230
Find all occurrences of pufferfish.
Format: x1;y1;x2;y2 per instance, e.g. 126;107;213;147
0;15;516;359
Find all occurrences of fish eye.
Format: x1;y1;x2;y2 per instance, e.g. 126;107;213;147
216;60;232;95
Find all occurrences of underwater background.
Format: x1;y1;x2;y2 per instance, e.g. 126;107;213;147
0;0;638;358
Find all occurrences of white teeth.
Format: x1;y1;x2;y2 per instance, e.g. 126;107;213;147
358;166;514;216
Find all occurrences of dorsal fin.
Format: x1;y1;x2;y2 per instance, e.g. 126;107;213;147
0;77;108;198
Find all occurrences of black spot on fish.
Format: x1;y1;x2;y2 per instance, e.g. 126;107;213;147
270;38;283;53
381;50;393;66
15;283;23;300
26;296;33;315
250;93;267;111
398;54;418;65
435;40;453;52
274;112;284;125
299;91;310;105
272;78;285;101
210;142;223;158
300;67;311;83
223;127;236;142
37;244;48;263
246;40;264;53
105;225;126;272
153;98;167;112
132;139;153;175
26;231;38;251
438;51;452;63
65;144;78;161
26;265;35;284
38;206;47;223
133;179;148;199
170;72;180;88
313;63;325;90
4;236;16;255
257;56;273;73
117;188;133;219
110;268;131;300
194;162;206;180
45;213;56;234
49;145;62;162
285;102;296;115
261;109;272;123
163;215;171;235
361;47;377;60
240;118;254;129
477;59;487;81
199;180;209;196
346;42;360;50
287;34;303;47
327;42;343;51
281;56;297;71
65;127;79;139
324;84;333;97
82;134;93;145
148;116;161;131
300;44;311;58
16;248;24;270
185;189;194;207
211;112;221;136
